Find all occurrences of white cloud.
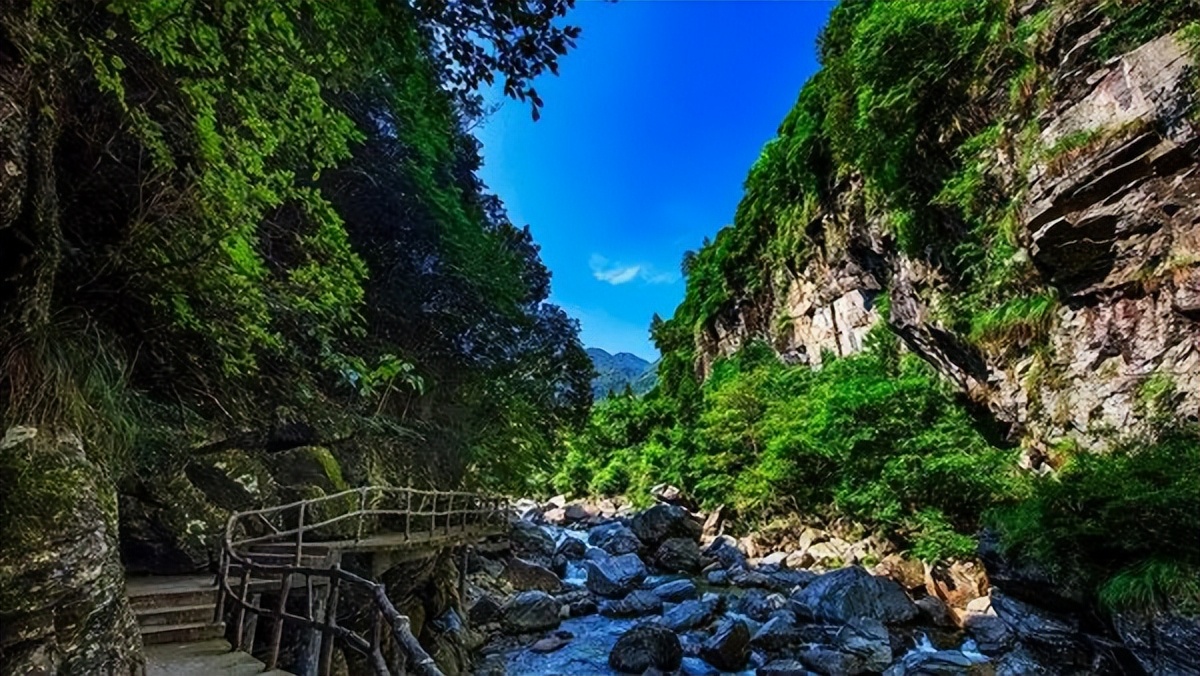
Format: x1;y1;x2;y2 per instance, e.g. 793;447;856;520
590;254;678;286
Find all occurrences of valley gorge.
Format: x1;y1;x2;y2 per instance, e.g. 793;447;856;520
2;0;1200;675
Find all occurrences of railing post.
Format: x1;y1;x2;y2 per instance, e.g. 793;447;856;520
296;502;306;567
234;566;252;651
267;574;293;670
404;488;411;541
355;487;368;543
213;549;228;624
319;570;341;676
445;493;452;536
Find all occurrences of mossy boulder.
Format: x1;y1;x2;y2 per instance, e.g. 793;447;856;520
120;448;275;573
0;426;143;674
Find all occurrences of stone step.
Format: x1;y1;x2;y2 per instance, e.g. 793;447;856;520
136;603;216;628
129;587;219;612
141;621;226;645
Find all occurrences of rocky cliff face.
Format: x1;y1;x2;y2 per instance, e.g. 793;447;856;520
0;427;143;675
696;11;1199;448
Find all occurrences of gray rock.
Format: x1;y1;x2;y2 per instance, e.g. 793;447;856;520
651;579;698;602
767;568;818;593
656;537;702;573
651;483;697;511
915;595;956;628
0;428;142;675
1113;609;1200;676
964;613;1013;655
502;557;561;592
760;551;789;567
990;590;1090;666
502;590;561;634
468;594;502;625
599;590;663;618
834;617;891;672
631;504;701;548
609;623;683;674
588;521;643;556
791;566;918;624
884;649;987;675
662;599;718;632
680;655;720;676
585;553;647;597
510;519;555;557
567;598;597;617
555;536;587;560
701;619;751;671
706;569;729;586
735;588;786;622
751;613;803;651
704;535;748;569
729;566;772;589
758;658;816;676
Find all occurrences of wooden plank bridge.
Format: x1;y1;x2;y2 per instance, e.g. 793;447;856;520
132;486;509;676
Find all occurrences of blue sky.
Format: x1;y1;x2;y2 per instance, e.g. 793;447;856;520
477;0;835;361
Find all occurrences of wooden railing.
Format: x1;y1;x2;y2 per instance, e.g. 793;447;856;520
217;486;509;676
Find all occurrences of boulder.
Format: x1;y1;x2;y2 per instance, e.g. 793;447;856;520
874;554;927;592
964;612;1013;655
599;590;663;618
758;659;815;676
797;527;827;551
681;656;721;676
585;553;647;597
735;589;787;622
883;649;990;675
834;617;891;673
915;595;957;628
513;498;542;522
1113;610;1200;676
703;535;748;569
702;504;726;535
609;623;683;674
467;594;502;625
760;551;789;568
554;536;587;560
924;560;988;610
989;590;1090;666
631;504;701;548
651;579;698;602
706;569;729;586
510;520;555;557
701;619;751;671
568;598;597;617
662;598;718;632
588;521;642;556
650;483;698;511
806;538;852;566
542;507;568;525
786;550;816;570
501;591;561;634
767;569;817;594
791;566;918;624
728;566;772;589
563;503;591;523
530;631;573;653
656;537;702;573
751;613;804;651
502;557;561;592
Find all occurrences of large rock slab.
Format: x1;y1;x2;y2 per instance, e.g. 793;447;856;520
501;591;561;634
701;619;751;671
609;623;683;674
510;520;555;557
0;427;143;674
584;553;647;597
631;504;701;548
655;537;702;574
502;557;561;592
1113;610;1200;676
791;566;918;624
599;590;663;618
588;521;643;556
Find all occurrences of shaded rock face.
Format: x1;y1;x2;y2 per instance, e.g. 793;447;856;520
688;15;1200;446
700;619;751;671
609;623;683;674
502;557;561;592
0;427;143;675
502;591;561;634
630;504;701;549
1112;611;1200;676
588;522;642;557
791;566;918;625
655;537;702;574
585;553;648;598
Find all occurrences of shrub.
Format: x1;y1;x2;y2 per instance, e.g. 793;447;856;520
990;426;1200;614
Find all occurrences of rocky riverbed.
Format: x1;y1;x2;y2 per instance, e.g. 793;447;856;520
458;492;1056;676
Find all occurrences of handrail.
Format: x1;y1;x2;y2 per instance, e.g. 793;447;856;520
218;485;509;676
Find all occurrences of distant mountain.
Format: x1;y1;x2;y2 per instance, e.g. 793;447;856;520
587;348;658;399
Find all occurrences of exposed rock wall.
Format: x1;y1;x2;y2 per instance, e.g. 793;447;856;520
0;426;143;675
695;17;1199;446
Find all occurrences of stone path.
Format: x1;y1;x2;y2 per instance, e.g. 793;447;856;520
145;639;294;676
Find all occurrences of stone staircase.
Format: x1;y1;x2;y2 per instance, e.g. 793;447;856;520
127;575;225;646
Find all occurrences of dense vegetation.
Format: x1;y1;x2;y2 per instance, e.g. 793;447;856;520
0;0;592;496
561;0;1200;617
